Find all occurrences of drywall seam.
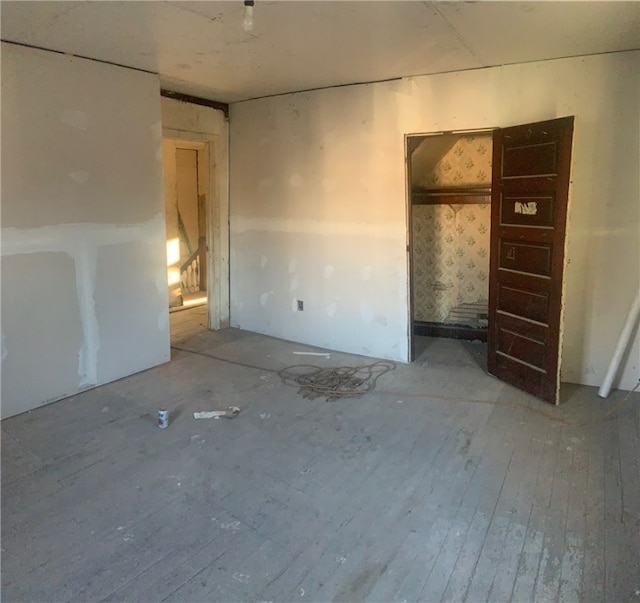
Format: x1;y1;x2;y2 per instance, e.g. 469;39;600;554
231;216;406;239
1;213;165;387
0;214;165;255
1;331;7;363
74;248;99;387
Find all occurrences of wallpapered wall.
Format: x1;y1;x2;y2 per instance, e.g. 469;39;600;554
418;133;492;188
412;134;492;324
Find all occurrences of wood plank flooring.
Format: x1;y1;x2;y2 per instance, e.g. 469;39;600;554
2;313;639;602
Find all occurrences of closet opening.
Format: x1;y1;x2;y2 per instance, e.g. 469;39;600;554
407;131;493;353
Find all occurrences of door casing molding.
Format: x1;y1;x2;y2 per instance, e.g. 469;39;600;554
163;128;230;330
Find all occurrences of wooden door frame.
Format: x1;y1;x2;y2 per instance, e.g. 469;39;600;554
163;129;230;331
405;127;495;362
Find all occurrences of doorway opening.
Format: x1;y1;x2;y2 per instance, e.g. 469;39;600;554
163;139;209;342
408;131;493;350
407;118;574;405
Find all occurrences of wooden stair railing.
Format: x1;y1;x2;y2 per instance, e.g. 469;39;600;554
180;238;207;295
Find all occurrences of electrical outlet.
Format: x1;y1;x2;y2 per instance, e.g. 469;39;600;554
297;300;304;311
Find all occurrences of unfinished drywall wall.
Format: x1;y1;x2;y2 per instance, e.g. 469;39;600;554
161;97;229;329
230;51;639;390
230;90;408;360
1;43;169;418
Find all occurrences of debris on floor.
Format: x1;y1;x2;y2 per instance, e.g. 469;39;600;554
293;351;331;358
278;360;395;401
193;406;241;419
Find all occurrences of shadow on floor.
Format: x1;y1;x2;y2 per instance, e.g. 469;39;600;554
414;335;488;373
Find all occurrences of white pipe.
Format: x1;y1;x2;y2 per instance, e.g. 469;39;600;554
598;286;640;398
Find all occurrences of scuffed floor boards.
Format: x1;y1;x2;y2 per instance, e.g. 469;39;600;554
2;309;639;602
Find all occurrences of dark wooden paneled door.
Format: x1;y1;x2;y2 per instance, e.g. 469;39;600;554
488;117;574;404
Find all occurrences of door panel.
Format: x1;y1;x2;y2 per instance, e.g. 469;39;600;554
498;283;549;324
497;328;547;369
499;240;552;276
488;117;574;404
503;142;558;177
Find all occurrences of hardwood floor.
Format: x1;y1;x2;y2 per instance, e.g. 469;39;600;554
2;317;638;602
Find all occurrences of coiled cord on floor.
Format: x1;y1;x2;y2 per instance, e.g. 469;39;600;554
170;345;639;425
277;361;396;401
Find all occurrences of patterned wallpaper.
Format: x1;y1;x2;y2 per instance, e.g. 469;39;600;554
419;134;492;188
412;204;491;323
411;133;492;325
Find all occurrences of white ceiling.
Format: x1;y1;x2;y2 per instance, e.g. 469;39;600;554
2;1;639;103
